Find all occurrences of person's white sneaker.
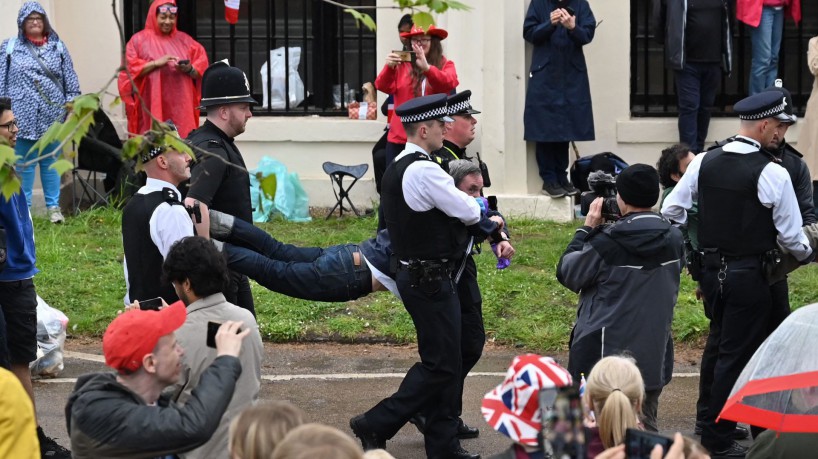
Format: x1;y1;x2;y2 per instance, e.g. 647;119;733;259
48;207;65;224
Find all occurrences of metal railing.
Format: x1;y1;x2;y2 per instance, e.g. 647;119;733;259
630;0;817;117
124;0;377;116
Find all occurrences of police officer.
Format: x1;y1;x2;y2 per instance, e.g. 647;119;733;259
662;91;813;457
411;89;488;441
184;61;257;316
692;81;812;440
349;94;501;459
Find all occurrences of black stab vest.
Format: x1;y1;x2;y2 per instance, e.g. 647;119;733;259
698;147;777;256
122;189;183;303
381;152;468;260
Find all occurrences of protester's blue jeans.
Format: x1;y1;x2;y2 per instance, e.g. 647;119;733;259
15;138;61;208
675;62;721;152
749;6;784;95
221;218;372;302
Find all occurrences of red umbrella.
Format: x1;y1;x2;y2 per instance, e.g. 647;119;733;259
719;304;818;432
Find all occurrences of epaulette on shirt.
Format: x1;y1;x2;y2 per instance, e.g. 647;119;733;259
162;187;183;206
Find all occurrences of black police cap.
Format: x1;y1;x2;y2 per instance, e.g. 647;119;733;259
199;60;257;108
734;91;791;122
447;90;481;116
396;93;454;124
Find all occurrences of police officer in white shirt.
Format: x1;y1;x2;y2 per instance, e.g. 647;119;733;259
662;90;813;457
122;127;194;304
350;94;502;459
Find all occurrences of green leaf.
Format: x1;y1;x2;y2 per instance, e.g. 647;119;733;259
258;173;277;200
0;166;21;199
164;133;194;160
122;136;142;161
109;96;122;108
0;143;18;164
50;159;75;176
412;12;435;30
344;9;377;31
56;117;80;146
430;0;446;13
444;0;472;11
71;94;100;116
32;122;63;156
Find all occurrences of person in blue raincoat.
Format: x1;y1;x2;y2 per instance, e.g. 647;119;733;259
523;0;596;199
0;2;81;223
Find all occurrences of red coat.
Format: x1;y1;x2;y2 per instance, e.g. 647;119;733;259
119;0;208;138
736;0;801;27
375;58;458;144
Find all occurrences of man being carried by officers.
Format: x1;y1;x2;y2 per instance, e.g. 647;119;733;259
662;91;814;457
349;93;503;459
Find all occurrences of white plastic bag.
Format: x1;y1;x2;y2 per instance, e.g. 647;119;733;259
260;47;305;109
29;296;68;378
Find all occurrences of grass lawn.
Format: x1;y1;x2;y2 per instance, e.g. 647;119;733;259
31;207;818;351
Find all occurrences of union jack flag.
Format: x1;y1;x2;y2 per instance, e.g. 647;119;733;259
481;354;572;446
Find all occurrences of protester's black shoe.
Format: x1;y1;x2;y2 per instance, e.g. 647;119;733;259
561;182;580;196
541;182;566;198
38;426;71;458
446;446;481;459
409;413;427;435
710;441;748;458
694;422;749;440
349;414;386;451
456;418;480;439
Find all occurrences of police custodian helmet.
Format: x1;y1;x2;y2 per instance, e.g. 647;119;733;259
199;60;258;108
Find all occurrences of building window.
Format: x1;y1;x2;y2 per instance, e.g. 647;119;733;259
630;0;816;117
124;0;377;116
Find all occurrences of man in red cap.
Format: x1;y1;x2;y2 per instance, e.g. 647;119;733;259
65;302;250;458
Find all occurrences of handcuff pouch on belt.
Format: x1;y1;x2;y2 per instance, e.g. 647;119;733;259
685;241;703;281
761;248;782;282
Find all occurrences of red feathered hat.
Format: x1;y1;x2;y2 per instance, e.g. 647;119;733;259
400;24;448;40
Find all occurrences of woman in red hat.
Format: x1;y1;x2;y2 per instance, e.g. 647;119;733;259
375;24;459;164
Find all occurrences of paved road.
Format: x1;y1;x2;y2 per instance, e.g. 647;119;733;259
34;340;746;458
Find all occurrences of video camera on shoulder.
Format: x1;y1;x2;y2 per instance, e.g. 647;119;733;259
579;170;621;221
538;385;586;459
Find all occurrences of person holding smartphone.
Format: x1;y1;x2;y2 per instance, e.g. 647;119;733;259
524;0;596;198
119;0;208;138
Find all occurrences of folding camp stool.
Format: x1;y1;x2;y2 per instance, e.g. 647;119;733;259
322;161;369;219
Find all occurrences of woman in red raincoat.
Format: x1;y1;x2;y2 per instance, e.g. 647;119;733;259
375;24;458;164
119;1;208;138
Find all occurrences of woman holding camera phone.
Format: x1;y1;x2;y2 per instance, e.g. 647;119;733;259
118;1;208;138
375;24;459;165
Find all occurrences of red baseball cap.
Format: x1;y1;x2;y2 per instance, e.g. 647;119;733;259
103;301;187;374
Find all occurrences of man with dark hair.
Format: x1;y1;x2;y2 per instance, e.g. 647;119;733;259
558;164;684;433
66;302;250;458
0;97;71;458
662;91;813;456
350;94;502;459
184;61;257;315
121;128;194;305
163;236;263;459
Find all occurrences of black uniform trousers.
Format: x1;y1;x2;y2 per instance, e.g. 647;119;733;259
696;277;790;433
364;268;463;458
456;256;485;416
225;271;255;317
699;256;773;452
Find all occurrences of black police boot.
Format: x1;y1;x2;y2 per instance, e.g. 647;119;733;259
447;445;481;459
694;421;749;440
710;441;748;458
456;418;479;439
349;414;386;451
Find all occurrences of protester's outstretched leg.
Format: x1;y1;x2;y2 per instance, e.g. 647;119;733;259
211;209;323;262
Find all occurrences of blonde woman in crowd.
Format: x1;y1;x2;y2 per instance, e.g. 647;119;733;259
583;356;645;453
271;423;364;459
228;401;306;459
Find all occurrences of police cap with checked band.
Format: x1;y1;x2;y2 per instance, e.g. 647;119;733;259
734;91;792;122
446;90;481;116
396;93;454;124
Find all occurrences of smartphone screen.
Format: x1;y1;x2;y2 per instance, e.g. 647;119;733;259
625;428;673;459
540;386;585;459
206;321;221;349
177;59;190;66
139;297;163;311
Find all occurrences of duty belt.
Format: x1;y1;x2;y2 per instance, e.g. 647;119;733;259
399;259;456;288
